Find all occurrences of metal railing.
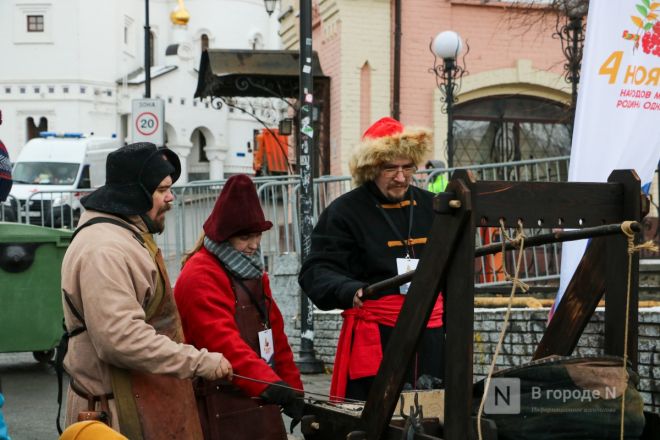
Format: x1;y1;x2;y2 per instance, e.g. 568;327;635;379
5;156;594;287
0;195;19;222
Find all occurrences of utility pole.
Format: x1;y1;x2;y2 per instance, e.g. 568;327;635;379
144;0;151;98
297;0;324;374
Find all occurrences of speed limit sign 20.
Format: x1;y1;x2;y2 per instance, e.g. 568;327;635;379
136;111;159;136
132;98;165;145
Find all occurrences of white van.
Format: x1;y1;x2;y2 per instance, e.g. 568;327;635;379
9;132;120;227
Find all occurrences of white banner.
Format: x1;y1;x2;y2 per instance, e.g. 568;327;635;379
554;0;660;315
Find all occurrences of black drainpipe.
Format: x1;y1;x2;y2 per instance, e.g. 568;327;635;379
392;0;401;120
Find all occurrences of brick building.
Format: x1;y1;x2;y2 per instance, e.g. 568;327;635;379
279;0;573;175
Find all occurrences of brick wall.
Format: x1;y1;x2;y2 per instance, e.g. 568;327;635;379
287;306;660;413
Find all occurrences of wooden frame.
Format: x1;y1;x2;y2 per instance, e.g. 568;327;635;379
302;169;650;440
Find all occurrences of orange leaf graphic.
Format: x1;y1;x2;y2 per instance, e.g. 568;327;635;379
648;12;658;19
631;15;644;28
650;2;660;10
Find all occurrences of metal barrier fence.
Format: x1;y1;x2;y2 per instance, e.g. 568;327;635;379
0;195;19;222
5;156;576;286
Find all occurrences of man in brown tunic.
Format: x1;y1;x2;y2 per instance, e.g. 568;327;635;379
61;143;232;439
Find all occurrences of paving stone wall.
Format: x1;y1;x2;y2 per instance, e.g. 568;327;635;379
286;307;660;413
269;256;659;413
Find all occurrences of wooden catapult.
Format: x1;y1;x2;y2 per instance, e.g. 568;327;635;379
300;169;658;440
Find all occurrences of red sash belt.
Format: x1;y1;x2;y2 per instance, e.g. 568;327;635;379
330;293;443;400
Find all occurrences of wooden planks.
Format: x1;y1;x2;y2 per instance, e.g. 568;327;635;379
361;177;472;440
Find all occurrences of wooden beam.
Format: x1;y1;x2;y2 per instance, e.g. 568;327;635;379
360;177;472;440
605;170;641;369
532;237;608;359
443;169;477;440
470;180;623;229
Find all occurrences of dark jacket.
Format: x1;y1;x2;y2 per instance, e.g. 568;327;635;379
299;181;435;310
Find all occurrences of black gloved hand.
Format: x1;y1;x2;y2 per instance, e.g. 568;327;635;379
260;381;305;433
283;395;305;433
260;381;298;405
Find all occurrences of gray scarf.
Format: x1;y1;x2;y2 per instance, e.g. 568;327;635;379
204;236;263;280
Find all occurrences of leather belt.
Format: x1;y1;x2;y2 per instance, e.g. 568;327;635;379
70;379;114;402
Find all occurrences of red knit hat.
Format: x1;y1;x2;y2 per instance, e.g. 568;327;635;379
203;174;273;242
362;117;404;140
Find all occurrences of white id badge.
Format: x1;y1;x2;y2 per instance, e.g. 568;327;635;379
258;328;275;365
396;257;419;294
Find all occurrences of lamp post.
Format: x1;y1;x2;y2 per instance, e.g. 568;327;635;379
554;0;588;132
430;31;466;169
144;0;151;98
264;0;277;16
263;0;324;373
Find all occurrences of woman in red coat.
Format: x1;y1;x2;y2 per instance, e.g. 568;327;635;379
174;174;304;440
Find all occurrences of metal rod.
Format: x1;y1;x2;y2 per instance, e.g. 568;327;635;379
364;221;641;296
232;373;365;404
445;58;455;168
144;0;151;98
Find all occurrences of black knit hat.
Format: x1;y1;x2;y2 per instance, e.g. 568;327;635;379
81;142;181;215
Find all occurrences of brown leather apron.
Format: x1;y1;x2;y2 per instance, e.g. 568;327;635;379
195;272;287;440
111;233;203;440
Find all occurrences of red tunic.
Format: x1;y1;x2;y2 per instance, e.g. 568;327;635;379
174;247;303;397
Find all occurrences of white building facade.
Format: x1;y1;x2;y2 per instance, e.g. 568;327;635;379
0;0;283;183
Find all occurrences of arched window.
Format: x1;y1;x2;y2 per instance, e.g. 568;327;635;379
26;116;48;140
201;34;209;52
452;95;571;167
199;131;208;162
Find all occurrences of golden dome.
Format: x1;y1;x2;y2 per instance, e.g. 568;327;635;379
170;0;190;26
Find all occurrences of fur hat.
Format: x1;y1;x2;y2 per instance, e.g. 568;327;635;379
349;117;432;185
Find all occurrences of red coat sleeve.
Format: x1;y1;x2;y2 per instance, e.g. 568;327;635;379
174;248;303;397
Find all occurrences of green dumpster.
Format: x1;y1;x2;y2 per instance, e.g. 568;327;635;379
0;222;72;362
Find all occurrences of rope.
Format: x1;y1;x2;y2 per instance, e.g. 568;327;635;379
477;219;528;440
232;373;366;406
618;221;658;440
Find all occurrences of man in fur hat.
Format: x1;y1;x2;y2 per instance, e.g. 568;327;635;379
60;143;232;439
299;117;444;400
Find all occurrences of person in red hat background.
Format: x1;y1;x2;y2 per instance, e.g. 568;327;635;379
60;143;232;439
174;174;304;439
299;117;445;400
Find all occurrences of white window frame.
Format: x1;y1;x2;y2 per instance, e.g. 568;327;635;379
14;3;53;44
123;15;136;57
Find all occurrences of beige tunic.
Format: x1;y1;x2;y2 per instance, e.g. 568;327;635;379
61;210;224;429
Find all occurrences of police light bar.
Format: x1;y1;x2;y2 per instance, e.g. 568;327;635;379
39;131;84;138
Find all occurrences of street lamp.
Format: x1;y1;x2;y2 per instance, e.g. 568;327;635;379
263;0;277;16
430;30;467;169
554;0;588;131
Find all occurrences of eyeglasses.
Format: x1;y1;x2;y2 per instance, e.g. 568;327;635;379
380;164;417;177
